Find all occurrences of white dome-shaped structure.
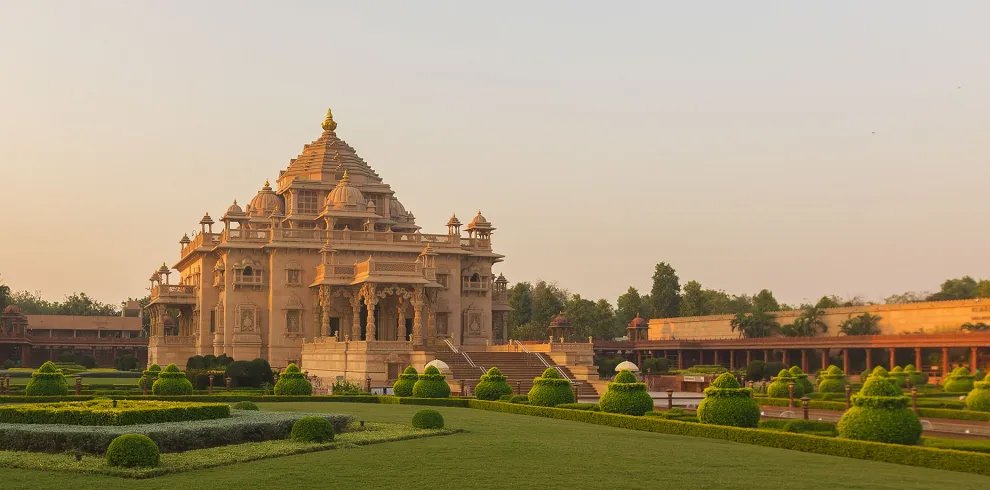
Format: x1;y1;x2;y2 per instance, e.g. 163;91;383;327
325;170;365;210
615;361;639;373
425;359;451;375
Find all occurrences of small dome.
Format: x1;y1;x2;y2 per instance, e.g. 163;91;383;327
628;314;648;329
225;200;245;217
249;180;284;217
446;214;461;227
549;312;571;327
158;263;170;274
615;361;639;373
389;198;408;219
180;234;191;244
325;170;365;210
469;210;491;228
495;273;508;284
199;213;214;225
425;359;451;375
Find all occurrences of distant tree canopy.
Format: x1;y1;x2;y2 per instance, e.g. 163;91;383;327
8;290;120;316
927;276;990;301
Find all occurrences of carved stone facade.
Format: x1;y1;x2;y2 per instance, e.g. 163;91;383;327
146;108;512;375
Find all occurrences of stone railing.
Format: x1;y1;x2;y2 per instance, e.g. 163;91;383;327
150;284;195;300
181;232;221;257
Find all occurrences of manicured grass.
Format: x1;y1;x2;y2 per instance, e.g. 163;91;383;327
2;402;989;488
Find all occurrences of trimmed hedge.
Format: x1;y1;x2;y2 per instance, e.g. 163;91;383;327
527;368;574;407
760;419;837;437
904;364;928;386
152;364;193;396
889;366;909;388
274;363;313;396
942;367;975;393
466;400;990;476
767;369;803;398
697;373;760;428
0;411;354;454
24;361;69;396
411;409;444;429
817;365;847;393
474;367;513;401
965;378;990;412
290;416;335;442
232;401;260;411
598;370;653;416
556;403;600;411
838;375;921;445
0;400;230;425
412;366;451;398
139;364;161;389
392;366;418;397
105;434;160;468
788;366;815;394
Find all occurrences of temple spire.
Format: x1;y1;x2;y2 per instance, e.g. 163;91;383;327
322;107;337;131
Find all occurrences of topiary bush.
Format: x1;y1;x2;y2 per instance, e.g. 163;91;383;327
392;366;418;397
274;363;313;395
965;375;990;412
152;364;194;395
24;361;69;396
411;409;445;429
788;366;814;394
527;368;575;407
598;370;653;416
697;372;760;428
837;373;922;445
904;364;928;387
412;365;451;398
104;434;160;467
767;369;803;399
233;401;260;411
139;364;161;389
889;366;909;388
474;366;513;401
290;416;335;442
817;365;848;393
943;367;976;393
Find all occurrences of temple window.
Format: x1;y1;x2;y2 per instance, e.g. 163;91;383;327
235;266;264;285
296;190;318;214
286;269;302;286
286;310;302;333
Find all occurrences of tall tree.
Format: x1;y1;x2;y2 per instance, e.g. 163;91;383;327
592;298;620;339
752;289;780;312
649;262;680;318
928;276;981;301
729;310;779;338
529;281;568;327
615;287;647;327
507;282;533;329
679;280;708;317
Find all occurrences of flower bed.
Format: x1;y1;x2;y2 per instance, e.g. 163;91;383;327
0;400;230;426
0;410;354;454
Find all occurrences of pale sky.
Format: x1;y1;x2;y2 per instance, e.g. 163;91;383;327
1;2;988;307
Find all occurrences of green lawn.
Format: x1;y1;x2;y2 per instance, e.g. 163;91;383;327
3;402;989;489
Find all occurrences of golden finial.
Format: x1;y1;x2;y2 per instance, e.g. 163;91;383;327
322;107;337;131
339;169;350;184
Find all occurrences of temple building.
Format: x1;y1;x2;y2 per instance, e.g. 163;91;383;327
145;107;514;383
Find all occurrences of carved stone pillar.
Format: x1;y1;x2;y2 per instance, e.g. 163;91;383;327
397;298;407;342
363;284;377;342
319;285;331;337
349;292;361;341
412;286;424;346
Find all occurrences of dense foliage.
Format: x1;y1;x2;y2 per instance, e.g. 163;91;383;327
767;369;803;398
224;358;274;388
838;374;921;445
788;366;815;394
392;366;418;397
943;367;976;393
889;366;909;388
817;365;847;393
904;364;928;386
474;366;513;401
598;370;653;416
527;367;575;407
104;434;160;467
232;401;260;411
290;415;335;442
152;364;194;395
412;365;451;398
411;409;445;429
965;375;990;412
138;364;162;390
273;363;313;396
696;372;760;428
0;400;229;425
24;361;69;396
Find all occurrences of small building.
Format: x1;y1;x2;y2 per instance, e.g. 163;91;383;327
0;306;147;367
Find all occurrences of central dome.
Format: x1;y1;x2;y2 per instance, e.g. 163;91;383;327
325;170;365;210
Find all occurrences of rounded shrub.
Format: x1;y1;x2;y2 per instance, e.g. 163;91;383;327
152;364;194;395
139;363;162;388
766;369;803;399
105;434;160;467
527;367;575;407
232;401;260;411
889;366;909;388
474;366;513;401
964;376;990;412
697;372;760;428
817;365;847;393
291;416;335;442
24;361;69;396
411;409;445;429
598;370;653;416
412;365;451;398
392;366;418;397
788;366;814;394
943;367;975;393
837;375;922;445
904;364;928;387
274;363;313;395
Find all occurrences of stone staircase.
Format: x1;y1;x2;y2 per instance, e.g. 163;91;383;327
429;349;599;398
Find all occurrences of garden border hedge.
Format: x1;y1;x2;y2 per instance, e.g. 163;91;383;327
465;400;990;476
0;400;230;426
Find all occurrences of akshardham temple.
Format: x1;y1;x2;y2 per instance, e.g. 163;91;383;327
145;108;522;385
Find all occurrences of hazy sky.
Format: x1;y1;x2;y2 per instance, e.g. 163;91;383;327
1;2;988;308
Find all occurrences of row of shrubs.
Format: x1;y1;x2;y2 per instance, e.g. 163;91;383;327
0;400;230;426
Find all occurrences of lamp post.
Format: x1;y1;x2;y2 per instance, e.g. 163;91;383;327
666;389;674;409
208;374;214;395
845;384;852;410
801;396;810;420
788;382;795;407
911;387;919;413
74;375;82;396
